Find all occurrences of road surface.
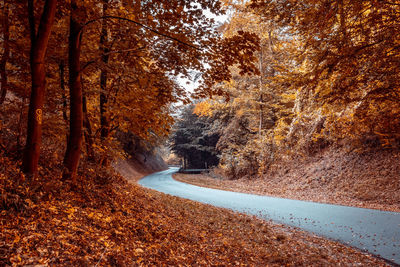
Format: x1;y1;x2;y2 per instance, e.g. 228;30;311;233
139;167;400;265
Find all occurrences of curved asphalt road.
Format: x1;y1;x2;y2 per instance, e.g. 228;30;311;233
139;167;400;265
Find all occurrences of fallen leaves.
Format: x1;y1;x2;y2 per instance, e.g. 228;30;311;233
0;152;390;266
174;148;400;213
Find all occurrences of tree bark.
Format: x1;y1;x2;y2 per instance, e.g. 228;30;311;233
23;0;57;176
59;60;68;125
16;96;27;150
83;92;94;161
63;1;84;183
0;1;10;105
100;0;110;166
258;47;263;137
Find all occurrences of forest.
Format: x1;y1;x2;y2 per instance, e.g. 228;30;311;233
172;0;400;177
1;0;399;265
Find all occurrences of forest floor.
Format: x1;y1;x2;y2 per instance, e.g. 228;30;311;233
0;151;390;266
173;148;400;213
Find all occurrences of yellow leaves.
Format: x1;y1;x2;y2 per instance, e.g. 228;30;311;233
194;101;213;117
273;118;291;145
281;92;296;101
128;13;136;21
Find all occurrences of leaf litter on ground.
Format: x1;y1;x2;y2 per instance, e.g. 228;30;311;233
0;152;390;266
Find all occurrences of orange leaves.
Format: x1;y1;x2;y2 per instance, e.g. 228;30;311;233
245;0;400;152
0;147;389;266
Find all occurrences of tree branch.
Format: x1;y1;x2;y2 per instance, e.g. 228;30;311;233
83;15;200;50
80;46;146;72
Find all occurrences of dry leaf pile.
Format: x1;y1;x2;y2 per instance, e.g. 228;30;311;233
0;151;388;266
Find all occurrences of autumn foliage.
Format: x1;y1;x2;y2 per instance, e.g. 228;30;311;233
189;0;400;178
0;0;248;179
1;0;399;265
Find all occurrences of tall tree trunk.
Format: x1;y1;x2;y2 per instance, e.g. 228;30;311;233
83;92;94;161
258;47;263;137
23;0;57;177
63;1;84;183
0;1;10;105
100;0;110;166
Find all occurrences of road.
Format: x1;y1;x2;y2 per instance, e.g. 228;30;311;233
139;167;400;265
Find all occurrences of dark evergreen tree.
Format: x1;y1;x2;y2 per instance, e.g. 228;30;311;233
170;104;220;169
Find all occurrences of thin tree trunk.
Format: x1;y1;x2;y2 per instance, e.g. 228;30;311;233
0;1;10;105
338;0;347;41
258;47;263;137
63;1;84;183
23;0;57;177
17;96;27;150
59;60;68;125
100;0;110;166
83;92;94;161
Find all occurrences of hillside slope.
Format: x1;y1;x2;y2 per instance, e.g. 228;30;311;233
115;132;168;182
174;147;400;212
114;149;167;183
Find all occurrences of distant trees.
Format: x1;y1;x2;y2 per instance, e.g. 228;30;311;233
191;0;400;178
191;2;296;178
170;105;220;169
250;0;400;146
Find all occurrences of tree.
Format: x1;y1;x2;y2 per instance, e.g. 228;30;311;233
250;0;400;145
62;0;85;182
22;0;57;177
171;105;220;169
0;0;260;183
61;0;230;180
198;2;297;177
0;1;10;105
99;0;110;166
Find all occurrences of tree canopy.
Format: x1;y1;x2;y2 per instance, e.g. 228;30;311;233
0;0;258;180
187;0;400;177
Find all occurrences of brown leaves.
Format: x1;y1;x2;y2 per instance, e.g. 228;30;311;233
0;148;388;266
